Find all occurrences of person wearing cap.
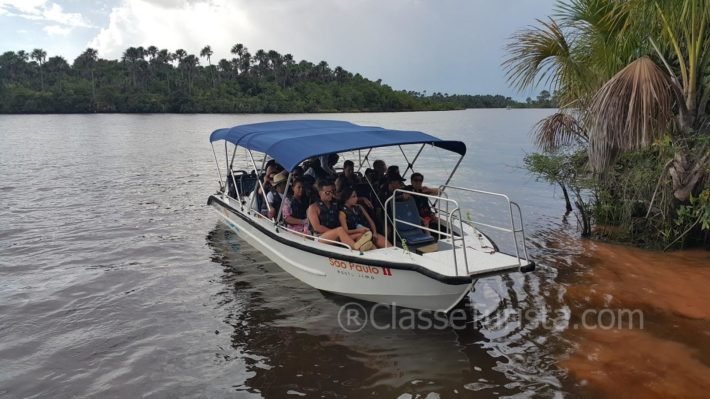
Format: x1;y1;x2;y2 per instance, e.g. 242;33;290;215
267;170;288;220
378;171;410;206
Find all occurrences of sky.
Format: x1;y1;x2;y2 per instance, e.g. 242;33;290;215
0;0;558;98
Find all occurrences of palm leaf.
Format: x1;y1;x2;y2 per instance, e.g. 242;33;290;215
587;57;676;170
503;18;581;93
533;112;588;152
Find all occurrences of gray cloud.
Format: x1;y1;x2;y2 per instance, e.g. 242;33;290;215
87;0;556;96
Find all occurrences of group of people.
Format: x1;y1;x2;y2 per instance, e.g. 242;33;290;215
252;155;440;251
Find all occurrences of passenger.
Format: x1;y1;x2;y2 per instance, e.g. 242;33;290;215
301;174;318;204
305;154;338;180
307;179;370;250
335;160;361;192
406;172;444;230
322;153;339;176
267;171;288;220
372;159;387;186
281;178;310;234
385;165;400;180
291;166;304;179
303;157;325;180
339;186;391;249
378;171;410;205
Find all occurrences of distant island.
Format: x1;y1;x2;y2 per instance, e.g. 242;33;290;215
0;45;556;113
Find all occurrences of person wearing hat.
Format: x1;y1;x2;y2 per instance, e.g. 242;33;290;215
267;170;288;220
378;171;410;206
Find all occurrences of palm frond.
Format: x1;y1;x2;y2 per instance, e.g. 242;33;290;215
587;57;676;170
533;112;588;152
502;18;578;93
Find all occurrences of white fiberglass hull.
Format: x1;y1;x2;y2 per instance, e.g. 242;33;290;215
209;194;474;312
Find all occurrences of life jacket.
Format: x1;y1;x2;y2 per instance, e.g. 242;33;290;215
342;205;365;230
288;195;309;219
315;200;340;229
269;189;283;214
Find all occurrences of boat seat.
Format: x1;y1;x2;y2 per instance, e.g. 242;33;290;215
227;171;258;199
392;197;436;248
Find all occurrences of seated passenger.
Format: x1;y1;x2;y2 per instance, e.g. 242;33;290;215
304;157;325;180
372;159;387;181
307;179;370;250
305;154;339;180
281;178;310;234
267;171;288;220
336;160;361;191
405;172;447;235
339;186;391;249
378;172;410;206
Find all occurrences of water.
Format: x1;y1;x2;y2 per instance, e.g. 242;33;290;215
1;111;708;398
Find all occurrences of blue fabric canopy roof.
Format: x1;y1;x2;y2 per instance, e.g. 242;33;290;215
210;120;466;171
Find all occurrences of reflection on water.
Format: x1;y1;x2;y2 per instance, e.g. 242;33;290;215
206;222;567;397
1;112;708;398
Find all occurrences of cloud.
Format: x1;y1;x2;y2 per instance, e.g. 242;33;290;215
43;24;71;36
86;0;557;95
88;0;253;59
0;0;94;28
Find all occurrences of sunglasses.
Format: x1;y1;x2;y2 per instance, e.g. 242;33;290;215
412;179;423;183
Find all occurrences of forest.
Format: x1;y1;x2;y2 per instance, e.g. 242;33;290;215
0;45;553;114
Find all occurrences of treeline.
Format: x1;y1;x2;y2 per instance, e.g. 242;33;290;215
0;45;552;114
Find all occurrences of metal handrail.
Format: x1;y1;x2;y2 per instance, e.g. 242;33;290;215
384;189;469;276
438;184;530;266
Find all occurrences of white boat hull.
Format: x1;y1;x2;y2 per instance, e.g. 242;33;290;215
209;194;474;312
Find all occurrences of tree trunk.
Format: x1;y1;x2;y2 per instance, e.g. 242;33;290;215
559;182;573;213
669;151;708;202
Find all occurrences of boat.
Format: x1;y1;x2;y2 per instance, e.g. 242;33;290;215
207;120;534;312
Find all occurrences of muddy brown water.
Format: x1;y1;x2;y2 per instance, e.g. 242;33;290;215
1;111;708;398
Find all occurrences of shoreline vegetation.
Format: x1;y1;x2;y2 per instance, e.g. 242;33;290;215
0;45;555;114
506;0;709;250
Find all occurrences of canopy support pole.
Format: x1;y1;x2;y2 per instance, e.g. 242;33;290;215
225;143;242;205
247;150;271;215
356;148;372;173
228;143;238;171
211;143;224;191
401;144;425;178
274;173;293;228
433;153;464;209
224;142;230;189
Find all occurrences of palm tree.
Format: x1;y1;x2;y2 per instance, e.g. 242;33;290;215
180;54;199;95
504;0;709;202
73;48;98;109
146;46;158;61
200;45;214;87
31;48;47;91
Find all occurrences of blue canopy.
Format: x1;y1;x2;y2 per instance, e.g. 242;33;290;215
210;120;466;171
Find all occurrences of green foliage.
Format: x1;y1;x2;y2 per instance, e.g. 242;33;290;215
674;189;710;237
0;46;538;113
524;150;594;235
512;0;710;249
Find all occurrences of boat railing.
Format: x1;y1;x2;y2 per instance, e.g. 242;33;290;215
438;185;530;267
384;189;470;276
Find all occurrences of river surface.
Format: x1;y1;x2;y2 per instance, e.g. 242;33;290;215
1;110;708;398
